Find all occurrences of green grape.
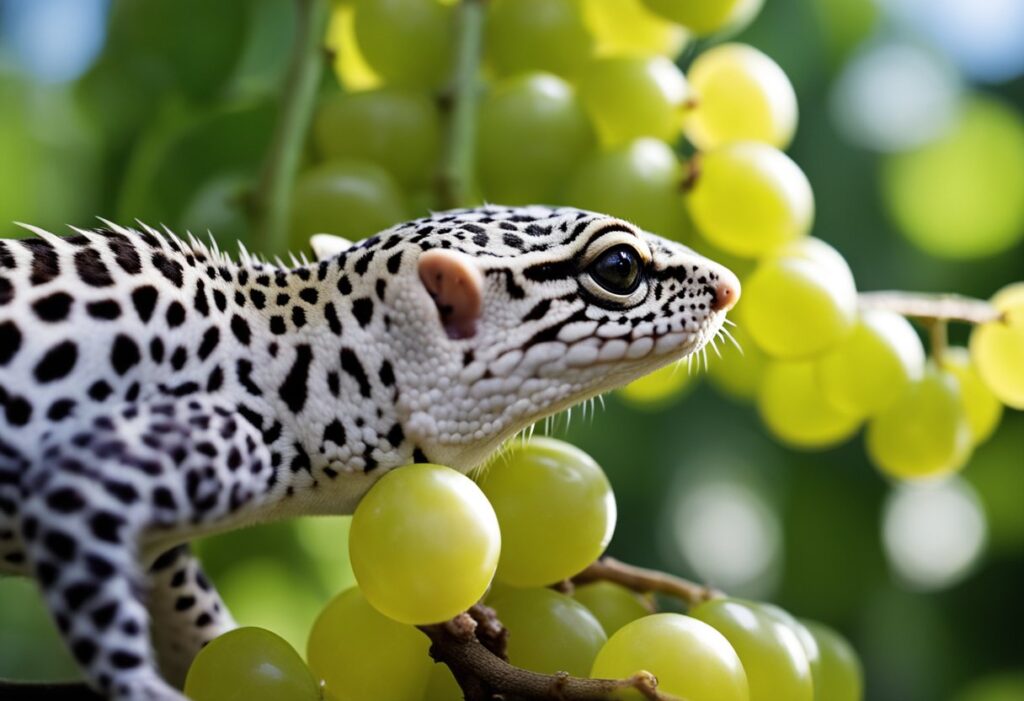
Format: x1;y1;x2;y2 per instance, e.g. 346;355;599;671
313;89;441;188
970;282;1024;409
289;160;408;248
690;598;813;701
580;0;688;58
817;309;926;418
799;620;864;701
349;463;501;624
685;43;798;150
572;581;650;636
740;238;857;358
641;0;764;35
686;142;814;257
476;437;615;587
757;359;861;449
590;613;749;701
618;361;696;409
564;138;692;242
307;587;432;701
882;98;1024;259
707;321;767;401
866;365;973;480
352;0;455;89
325;4;381;91
942;347;1004;444
476;73;595;205
423;664;463;701
184;627;319;701
485;0;594;80
578;56;688;147
486;586;607;676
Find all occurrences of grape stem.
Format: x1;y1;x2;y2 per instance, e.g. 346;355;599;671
246;0;329;256
857;291;1004;325
435;0;486;210
573;557;722;607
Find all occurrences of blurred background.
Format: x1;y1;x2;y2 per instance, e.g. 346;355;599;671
0;1;1021;700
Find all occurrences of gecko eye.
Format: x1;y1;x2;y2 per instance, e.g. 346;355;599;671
588;244;642;295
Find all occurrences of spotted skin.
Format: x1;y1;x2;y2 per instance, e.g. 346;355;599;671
0;206;738;699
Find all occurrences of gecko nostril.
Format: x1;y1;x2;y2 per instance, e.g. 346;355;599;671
711;273;740;312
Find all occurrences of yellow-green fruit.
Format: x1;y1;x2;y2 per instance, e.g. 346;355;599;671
758;360;861;449
580;0;688;58
477;438;615;587
970;282;1024;409
741;238;857;358
618;362;696;408
591;613;749;701
866;366;973;480
325;4;381;91
641;0;764;35
687;142;814;258
942;347;1004;444
185;627;319;701
817;309;925;418
349;463;500;624
690;599;813;701
572;581;650;636
686;43;797;150
800;620;864;701
307;587;432;701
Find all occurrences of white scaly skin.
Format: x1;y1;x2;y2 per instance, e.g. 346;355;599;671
0;205;738;700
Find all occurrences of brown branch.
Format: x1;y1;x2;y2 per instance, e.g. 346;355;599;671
573;557;722;607
858;291;1003;325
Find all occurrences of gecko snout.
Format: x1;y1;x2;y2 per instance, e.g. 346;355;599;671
711;269;741;312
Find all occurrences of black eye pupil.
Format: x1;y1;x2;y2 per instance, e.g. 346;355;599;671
590;245;641;294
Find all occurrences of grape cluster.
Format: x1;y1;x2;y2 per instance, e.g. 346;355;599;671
186;438;862;701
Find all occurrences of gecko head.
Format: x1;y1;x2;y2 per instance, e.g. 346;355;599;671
314;206;739;472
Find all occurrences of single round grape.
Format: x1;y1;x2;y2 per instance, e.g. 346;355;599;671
352;0;455;89
618;361;696;408
577;56;688;147
486;586;607;676
690;598;813;701
476;72;595;205
800;620;864;701
686;142;814;257
349;463;501;625
942;346;1004;444
289;160;408;248
325;4;381;91
572;581;650;636
580;0;688;58
757;360;862;449
866;365;974;480
970;282;1024;409
641;0;764;35
184;627;319;701
817;309;926;418
741;238;857;358
485;0;594;80
477;437;615;587
564;138;692;242
307;587;432;701
685;43;798;150
590;613;749;701
313;89;441;188
707;321;767;401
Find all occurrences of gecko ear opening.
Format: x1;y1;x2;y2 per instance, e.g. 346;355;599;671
418;249;484;340
310;233;355;260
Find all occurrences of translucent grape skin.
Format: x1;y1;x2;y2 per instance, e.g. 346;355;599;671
485;0;594;80
970;282;1024;409
349;463;501;625
686;142;814;258
942;346;1004;444
577;56;689;147
590;613;749;701
800;620;864;701
352;0;455;89
580;0;688;58
642;0;765;35
476;73;595;205
307;587;432;701
572;581;651;636
817;309;926;418
758;359;862;449
685;43;798;150
476;437;615;587
866;365;974;480
184;627;319;701
486;586;607;676
690;598;814;701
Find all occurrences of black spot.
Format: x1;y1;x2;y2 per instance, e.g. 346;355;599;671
386;251;403;274
299;287;318;304
386;423;404;446
379;360;395;387
86;299;121;320
90;511;123;543
34;341;78;382
352;298;374;327
105;481;138;505
110;651;142;669
278;345;313;413
91;601;119;629
75;247;114;286
291;306;306;328
249;289;266;310
323;419;346;446
0;322;21;366
230;315;251;345
0;277;12;305
275;293;290;306
324;302;342;335
170;347;188;371
44;530;76;560
198;326;220;360
174;595;196;612
46;488;85;513
33;292;74;322
72;639;97;665
47;399;75;421
87;378;113;400
149;337;165;364
64;582;99;611
4;395;31;425
194;280;210;316
269;315;286;335
108;235;142;274
340;348;371;397
413;447;429;463
524;299;552;322
131;285;158;322
153;487;176;511
111;335;141;375
85;554;115;578
375;279;387;300
327;371;339;397
237;359;262;396
0;241;11;268
165;301;186;327
151;252;183;286
206;365;224;392
337;275;352;295
213;289;227;312
24;239;59;285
